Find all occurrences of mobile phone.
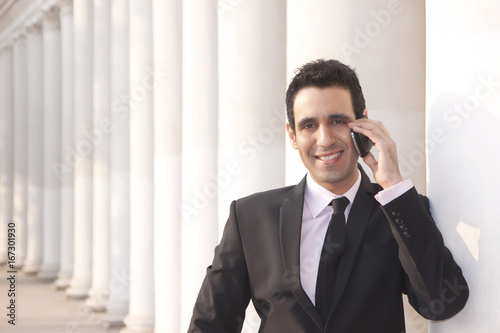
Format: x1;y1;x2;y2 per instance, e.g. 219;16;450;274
351;116;374;157
351;130;374;157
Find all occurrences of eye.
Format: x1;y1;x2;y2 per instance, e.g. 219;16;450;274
302;123;316;130
331;119;347;125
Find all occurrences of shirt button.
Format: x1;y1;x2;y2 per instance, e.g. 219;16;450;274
395;217;403;225
392;211;400;218
402;231;411;239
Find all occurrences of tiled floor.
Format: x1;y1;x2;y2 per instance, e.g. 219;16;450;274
0;267;123;333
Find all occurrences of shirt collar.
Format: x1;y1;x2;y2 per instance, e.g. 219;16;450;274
304;170;362;218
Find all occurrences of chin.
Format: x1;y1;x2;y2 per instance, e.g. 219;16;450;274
315;172;344;185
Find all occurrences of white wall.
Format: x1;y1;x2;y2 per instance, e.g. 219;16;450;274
426;0;500;331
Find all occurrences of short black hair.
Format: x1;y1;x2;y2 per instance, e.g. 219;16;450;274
285;59;366;131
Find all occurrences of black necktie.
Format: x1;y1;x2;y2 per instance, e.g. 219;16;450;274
315;196;350;322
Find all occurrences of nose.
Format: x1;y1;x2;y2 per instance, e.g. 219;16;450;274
316;125;337;148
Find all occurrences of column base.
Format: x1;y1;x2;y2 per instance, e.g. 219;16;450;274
1;262;24;270
122;314;154;332
101;313;126;328
37;265;59;282
85;294;108;312
66;280;91;299
37;275;57;283
22;261;41;274
120;328;153;333
102;299;128;327
119;328;153;333
53;274;72;290
13;259;25;270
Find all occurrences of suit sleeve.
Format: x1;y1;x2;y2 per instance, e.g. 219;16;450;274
188;200;251;333
380;187;469;320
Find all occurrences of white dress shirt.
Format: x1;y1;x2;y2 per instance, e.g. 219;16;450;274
299;171;413;304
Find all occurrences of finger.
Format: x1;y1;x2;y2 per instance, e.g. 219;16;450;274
351;122;392;149
351;125;377;143
362;152;378;171
348;118;369;128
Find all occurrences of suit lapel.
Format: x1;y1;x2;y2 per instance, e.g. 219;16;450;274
279;176;324;329
279;166;379;328
327;166;379;321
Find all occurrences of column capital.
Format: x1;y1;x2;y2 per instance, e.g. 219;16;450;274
59;0;73;17
41;0;61;26
59;0;74;7
41;0;63;14
24;14;43;31
9;30;28;51
0;38;14;51
11;30;26;42
22;0;61;31
42;14;61;30
0;0;64;53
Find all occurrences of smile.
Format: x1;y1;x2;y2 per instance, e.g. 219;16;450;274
315;151;343;162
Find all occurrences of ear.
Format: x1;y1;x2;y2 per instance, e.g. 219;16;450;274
286;123;298;150
363;109;368;118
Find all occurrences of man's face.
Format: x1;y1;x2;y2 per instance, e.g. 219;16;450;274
286;86;360;194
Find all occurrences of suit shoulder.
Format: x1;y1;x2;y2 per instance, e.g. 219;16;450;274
235;185;296;207
228;185;297;228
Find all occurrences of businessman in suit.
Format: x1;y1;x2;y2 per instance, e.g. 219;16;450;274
188;59;468;332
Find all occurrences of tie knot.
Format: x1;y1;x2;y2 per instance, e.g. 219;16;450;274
330;197;349;212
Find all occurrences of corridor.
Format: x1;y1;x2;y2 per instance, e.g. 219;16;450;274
0;266;122;333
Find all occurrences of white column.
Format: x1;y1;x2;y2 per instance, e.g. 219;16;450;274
38;11;62;281
153;0;181;332
86;0;111;311
181;0;218;330
123;0;155;330
101;0;129;326
67;0;94;299
218;0;286;221
0;45;14;266
217;1;287;329
286;2;427;332
12;35;28;269
427;1;500;332
22;24;44;274
55;0;75;290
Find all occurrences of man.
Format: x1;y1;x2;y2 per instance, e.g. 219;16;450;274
188;59;468;332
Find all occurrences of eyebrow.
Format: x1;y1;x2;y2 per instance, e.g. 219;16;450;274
296;113;353;129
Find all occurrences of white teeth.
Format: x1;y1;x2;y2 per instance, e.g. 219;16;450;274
317;152;341;161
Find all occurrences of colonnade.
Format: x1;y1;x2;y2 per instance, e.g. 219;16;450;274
1;0;494;332
0;0;287;331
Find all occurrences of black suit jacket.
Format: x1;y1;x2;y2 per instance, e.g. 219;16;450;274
188;167;468;333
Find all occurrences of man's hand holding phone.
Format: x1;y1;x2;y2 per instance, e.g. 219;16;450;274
351;115;374;158
348;111;403;190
